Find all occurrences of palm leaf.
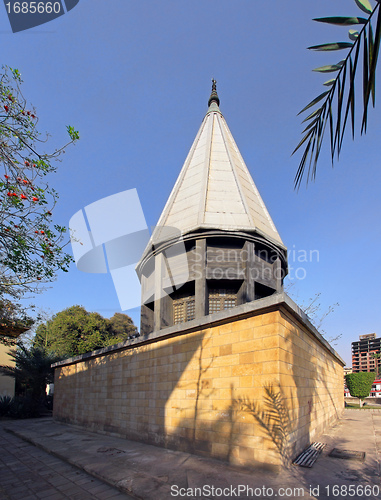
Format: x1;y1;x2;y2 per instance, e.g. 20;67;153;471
308;42;354;51
298;91;330;115
312;64;343;73
349;29;360;40
354;0;372;15
313;16;368;26
294;1;380;188
324;78;336;86
362;5;381;132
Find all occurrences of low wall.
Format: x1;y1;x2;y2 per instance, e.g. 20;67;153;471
0;343;16;397
53;293;344;469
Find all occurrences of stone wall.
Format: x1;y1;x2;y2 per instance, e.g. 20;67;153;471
53;293;344;469
0;343;16;397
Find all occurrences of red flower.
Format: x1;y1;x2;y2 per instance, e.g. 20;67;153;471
12;192;17;197
35;231;39;234
22;180;28;184
7;192;12;196
14;225;18;228
25;161;30;166
5;228;9;232
37;277;41;280
8;95;13;101
46;211;52;216
27;111;30;116
31;114;36;119
32;197;39;202
40;230;44;235
21;194;27;200
33;164;36;168
4;105;8;112
4;175;9;179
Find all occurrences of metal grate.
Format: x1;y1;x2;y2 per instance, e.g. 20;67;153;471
293;442;326;468
208;289;237;314
329;448;366;461
173;297;195;324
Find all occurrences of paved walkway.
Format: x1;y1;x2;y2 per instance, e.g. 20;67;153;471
1;410;380;500
0;425;134;500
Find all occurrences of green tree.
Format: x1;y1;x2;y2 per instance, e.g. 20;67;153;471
33;306;138;358
0;342;60;400
107;312;137;342
0;299;34;344
345;371;376;407
0;65;79;301
294;0;381;187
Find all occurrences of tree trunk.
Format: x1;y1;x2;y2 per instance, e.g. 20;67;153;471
359;399;363;408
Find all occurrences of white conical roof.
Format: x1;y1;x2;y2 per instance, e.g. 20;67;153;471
145;92;285;253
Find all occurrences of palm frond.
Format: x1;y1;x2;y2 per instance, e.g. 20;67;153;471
294;0;381;188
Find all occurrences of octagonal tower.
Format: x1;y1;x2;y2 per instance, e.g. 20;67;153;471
136;81;288;335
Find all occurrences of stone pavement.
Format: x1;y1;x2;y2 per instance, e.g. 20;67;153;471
0;425;134;500
1;409;380;500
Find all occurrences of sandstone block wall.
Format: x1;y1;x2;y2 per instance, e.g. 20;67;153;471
53;296;344;468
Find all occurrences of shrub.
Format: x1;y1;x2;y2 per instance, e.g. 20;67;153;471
345;372;376;407
0;395;12;416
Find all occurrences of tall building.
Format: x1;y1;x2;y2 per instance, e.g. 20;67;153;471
136;81;288;335
351;333;381;373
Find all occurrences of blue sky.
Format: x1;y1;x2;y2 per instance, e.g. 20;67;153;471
1;0;380;366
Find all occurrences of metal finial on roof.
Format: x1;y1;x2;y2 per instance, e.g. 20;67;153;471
208;78;220;107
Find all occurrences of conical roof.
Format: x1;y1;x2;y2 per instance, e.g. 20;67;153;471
143;83;285;256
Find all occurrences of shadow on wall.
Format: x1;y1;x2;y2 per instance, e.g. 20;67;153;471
53;331;207;446
239;385;292;467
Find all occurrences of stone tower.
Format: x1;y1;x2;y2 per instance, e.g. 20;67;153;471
136;81;288;335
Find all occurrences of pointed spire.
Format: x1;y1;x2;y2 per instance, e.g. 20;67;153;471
208;78;220;107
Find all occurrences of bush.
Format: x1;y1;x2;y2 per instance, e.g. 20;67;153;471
345;372;376;407
0;395;12;416
7;396;40;419
0;395;52;419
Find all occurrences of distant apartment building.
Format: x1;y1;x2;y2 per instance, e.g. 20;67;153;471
352;333;381;373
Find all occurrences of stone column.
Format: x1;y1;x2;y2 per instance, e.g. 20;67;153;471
195;239;207;318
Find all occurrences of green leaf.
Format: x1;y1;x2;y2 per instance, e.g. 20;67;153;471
313;16;368;26
349;30;360;40
363;4;381;131
369;23;375;107
328;100;334;161
313;65;342;73
302;107;322;123
292;128;315;155
298;90;330;115
308;42;353;51
340;58;355;148
354;0;373;15
294;136;313;188
362;28;369;133
302;117;320;133
323;78;336;86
